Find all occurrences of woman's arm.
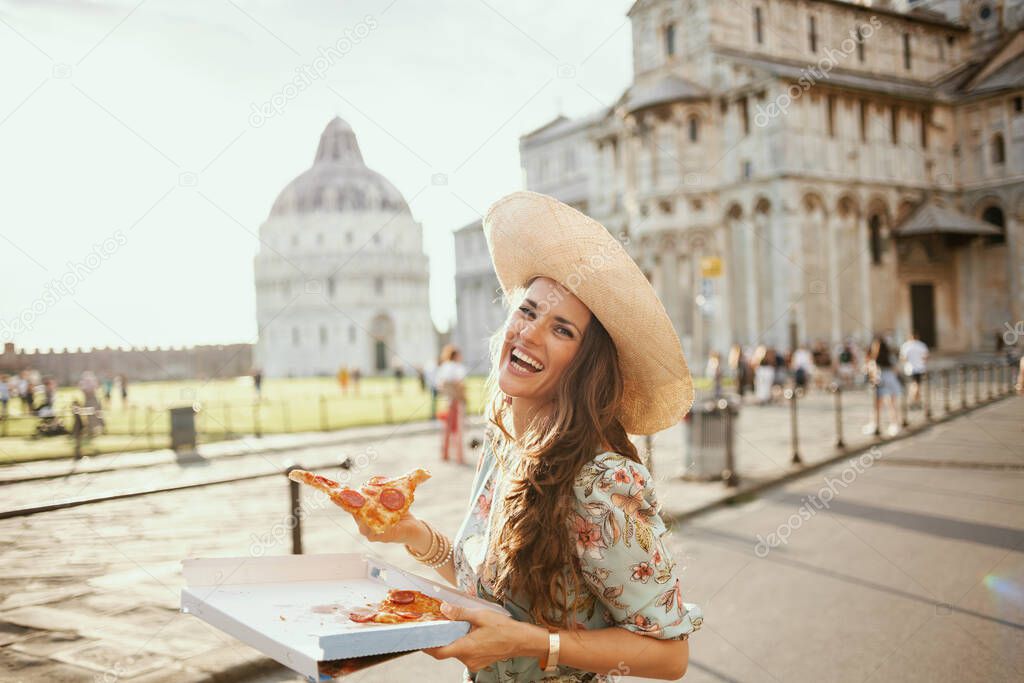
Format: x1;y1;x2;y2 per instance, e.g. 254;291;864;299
528;622;689;680
399;517;457;586
426;603;689;680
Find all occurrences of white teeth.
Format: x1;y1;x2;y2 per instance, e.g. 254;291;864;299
511;347;544;371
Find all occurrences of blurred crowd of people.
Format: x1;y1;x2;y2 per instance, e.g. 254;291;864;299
706;332;1023;437
0;368;129;438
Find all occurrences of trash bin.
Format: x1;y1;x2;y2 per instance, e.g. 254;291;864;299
170;405;197;452
683;397;738;480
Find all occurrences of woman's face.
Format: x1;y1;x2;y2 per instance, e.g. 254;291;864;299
498;277;592;402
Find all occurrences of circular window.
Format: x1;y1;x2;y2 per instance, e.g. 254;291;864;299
980;5;992;20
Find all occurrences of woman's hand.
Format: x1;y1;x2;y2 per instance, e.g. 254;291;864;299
352;511;424;546
423;603;546;673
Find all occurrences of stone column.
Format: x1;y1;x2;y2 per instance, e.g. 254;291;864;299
660;236;682;342
857;214;873;342
1007;215;1023;325
827;212;842;345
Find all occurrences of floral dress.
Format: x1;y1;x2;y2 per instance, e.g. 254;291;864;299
452;435;702;682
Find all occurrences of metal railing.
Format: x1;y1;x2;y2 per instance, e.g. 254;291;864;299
684;360;1018;489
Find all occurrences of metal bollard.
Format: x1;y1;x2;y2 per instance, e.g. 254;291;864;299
720;399;739;486
832;383;845;450
958;365;965;410
873;382;882;437
286;466;303;555
924;371;932;420
942;369;951;414
901;378;910;427
786;388;802;464
974;364;981;404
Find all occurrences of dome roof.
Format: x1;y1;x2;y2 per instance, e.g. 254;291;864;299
270;117;410;216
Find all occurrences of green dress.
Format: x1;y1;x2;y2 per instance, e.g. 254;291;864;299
451;434;702;682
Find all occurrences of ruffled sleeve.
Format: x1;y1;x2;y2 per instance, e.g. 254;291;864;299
569;452;701;639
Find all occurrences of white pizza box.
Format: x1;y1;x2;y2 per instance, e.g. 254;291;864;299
180;553;509;681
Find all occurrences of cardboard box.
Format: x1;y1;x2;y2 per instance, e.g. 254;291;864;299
180;553;509;681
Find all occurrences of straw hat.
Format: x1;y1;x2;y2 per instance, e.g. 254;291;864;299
483;191;693;435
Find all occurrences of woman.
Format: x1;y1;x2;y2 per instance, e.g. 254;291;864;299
435;345;469;465
353;192;701;681
863;336;902;436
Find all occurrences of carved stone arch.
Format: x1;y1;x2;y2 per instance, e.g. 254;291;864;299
971;193;1005;217
837;194;859;219
753;196;771;216
725;202;743;221
802;191;827;218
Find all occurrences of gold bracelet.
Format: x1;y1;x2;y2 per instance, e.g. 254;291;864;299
405;520;437;561
426;534;452;568
540;631;560;672
425;528;450;566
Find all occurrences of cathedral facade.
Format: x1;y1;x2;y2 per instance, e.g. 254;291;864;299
254;118;436;377
499;0;1024;366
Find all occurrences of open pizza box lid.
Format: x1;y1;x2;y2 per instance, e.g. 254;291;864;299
180;553;509;681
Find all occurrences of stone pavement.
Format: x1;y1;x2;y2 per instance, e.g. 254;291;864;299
0;390;1018;682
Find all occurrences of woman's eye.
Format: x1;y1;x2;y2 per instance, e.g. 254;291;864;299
556;326;573;338
518;306;534;318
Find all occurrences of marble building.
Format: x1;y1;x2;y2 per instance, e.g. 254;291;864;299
460;0;1024;369
253;118;436;377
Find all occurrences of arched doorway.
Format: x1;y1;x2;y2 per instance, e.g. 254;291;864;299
369;314;395;374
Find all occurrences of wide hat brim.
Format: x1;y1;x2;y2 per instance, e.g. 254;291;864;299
483;190;693;435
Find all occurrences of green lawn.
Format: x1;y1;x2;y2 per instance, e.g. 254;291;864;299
0;375;489;464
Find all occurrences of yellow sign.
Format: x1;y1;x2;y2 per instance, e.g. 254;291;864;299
700;256;723;278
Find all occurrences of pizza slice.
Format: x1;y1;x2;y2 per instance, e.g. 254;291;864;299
346;589;448;624
288;468;431;535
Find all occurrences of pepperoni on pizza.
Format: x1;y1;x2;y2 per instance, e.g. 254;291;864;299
287;468;431;535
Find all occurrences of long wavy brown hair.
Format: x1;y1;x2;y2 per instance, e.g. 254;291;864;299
483;281;640;628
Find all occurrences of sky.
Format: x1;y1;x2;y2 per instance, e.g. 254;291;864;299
0;0;634;352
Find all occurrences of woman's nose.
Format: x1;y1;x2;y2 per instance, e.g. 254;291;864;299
520;319;542;345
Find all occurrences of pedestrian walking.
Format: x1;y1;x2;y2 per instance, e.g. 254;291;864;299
863;336;902;436
434;344;467;465
393;359;405;392
252;367;263;399
811;340;832;390
17;371;32;415
752;345;774;405
118;375;129;406
79;370;105;434
837;341;856;389
350;367;361;395
728;343;752;402
790;344;813;395
346;192;700;681
337;366;350;394
0;374;9;419
706;350;723;398
102;375;113;404
899;331;928;408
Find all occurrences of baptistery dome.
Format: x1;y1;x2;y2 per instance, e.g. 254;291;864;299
269;117;409;216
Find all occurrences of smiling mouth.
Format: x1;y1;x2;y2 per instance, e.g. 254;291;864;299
508;346;544;373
